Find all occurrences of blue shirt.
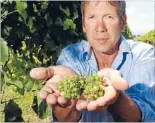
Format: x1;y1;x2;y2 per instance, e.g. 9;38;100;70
56;36;155;121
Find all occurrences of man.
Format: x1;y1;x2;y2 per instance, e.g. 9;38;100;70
30;1;155;122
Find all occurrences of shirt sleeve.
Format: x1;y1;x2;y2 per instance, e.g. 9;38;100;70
127;84;155;121
126;47;155;121
56;48;82;75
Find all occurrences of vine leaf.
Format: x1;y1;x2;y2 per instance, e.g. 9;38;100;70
0;38;8;66
16;1;28;23
59;5;70;17
33;3;38;13
73;12;78;21
63;19;76;30
28;18;33;32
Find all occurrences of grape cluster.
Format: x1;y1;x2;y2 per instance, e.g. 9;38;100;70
58;74;105;100
58;76;82;99
82;74;104;100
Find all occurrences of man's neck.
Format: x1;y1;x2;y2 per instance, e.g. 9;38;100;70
94;50;118;70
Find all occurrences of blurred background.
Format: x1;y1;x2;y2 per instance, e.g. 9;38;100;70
1;1;154;122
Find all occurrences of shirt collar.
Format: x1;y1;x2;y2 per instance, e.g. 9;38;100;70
118;35;131;54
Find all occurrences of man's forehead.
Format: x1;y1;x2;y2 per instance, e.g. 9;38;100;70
82;1;121;15
82;1;120;7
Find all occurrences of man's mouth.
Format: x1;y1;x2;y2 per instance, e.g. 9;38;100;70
95;37;109;41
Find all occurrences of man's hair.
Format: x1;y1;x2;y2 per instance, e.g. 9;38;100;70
81;1;126;23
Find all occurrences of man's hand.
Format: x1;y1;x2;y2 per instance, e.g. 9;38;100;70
76;68;129;112
30;66;78;106
30;66;82;122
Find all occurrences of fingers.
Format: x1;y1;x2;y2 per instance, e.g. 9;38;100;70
39;88;70;106
110;76;129;90
57;96;70;106
46;93;58;104
30;67;54;80
45;74;64;94
97;68;129;91
76;100;98;111
76;100;108;112
76;100;88;111
44;93;69;105
38;74;63;101
50;66;77;77
97;86;118;106
87;101;98;111
39;73;70;106
39;86;53;100
47;95;75;108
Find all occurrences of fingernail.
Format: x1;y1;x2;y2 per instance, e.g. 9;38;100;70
30;69;37;77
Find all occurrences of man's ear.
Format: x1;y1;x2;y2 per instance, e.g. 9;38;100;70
121;15;127;31
82;22;86;33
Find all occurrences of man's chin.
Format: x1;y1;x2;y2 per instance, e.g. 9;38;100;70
94;47;109;54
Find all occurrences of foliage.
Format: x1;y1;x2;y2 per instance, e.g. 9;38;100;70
1;39;51;121
0;38;9;66
122;24;134;39
0;85;51;122
1;1;84;64
136;29;155;46
1;39;49;93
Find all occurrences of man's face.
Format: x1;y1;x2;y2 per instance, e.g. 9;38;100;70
83;2;126;54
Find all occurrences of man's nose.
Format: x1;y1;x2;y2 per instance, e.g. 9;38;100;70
96;18;107;32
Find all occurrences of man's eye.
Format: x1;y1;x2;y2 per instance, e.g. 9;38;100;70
107;15;114;19
88;16;94;19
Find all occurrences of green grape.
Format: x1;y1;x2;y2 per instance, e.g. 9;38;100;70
82;74;105;100
58;73;105;100
58;76;81;99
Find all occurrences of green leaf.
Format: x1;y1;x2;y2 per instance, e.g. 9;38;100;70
21;41;27;51
16;1;28;23
32;55;41;64
1;10;8;22
73;12;78;21
0;38;9;66
2;26;12;36
27;17;33;32
25;81;34;92
33;3;38;13
14;80;24;89
6;80;23;90
55;17;63;26
41;1;48;11
59;5;70;17
63;19;76;30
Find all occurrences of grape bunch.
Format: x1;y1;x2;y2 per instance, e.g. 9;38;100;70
58;74;105;100
82;74;104;100
58;76;82;99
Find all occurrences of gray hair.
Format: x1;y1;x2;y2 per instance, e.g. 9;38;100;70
81;1;126;23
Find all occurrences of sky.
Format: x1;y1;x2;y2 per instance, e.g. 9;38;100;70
126;1;154;35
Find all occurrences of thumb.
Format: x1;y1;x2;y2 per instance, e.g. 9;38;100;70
110;76;129;91
97;71;129;91
30;67;54;80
